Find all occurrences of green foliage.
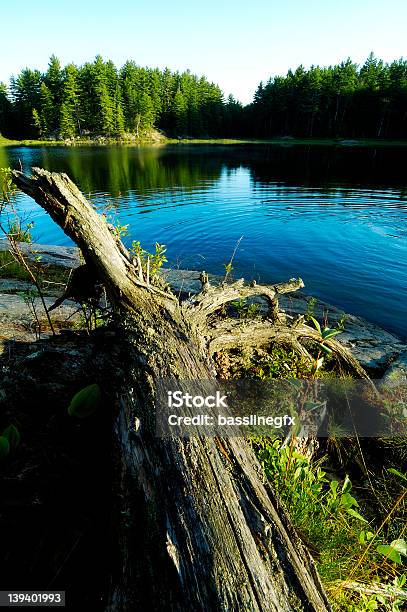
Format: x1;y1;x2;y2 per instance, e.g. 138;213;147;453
0;435;10;460
129;241;168;276
72;305;109;333
223;262;233;277
231;345;314;379
0;251;70;287
3;53;407;139
7;219;33;243
337;575;407;612
0;251;30;280
307;316;343;374
32;108;42;137
2;425;21;452
250;54;407;139
111;220;129;239
0;422;20;463
68;383;102;418
305;296;317;320
376;540;407;565
0;166;14;202
0;82;11;136
231;298;261;319
250;437;407;609
3;55;229;139
59;63;81;139
336;311;349;331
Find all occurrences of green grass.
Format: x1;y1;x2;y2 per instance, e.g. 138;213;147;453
0;251;31;281
2;131;407;148
167;137;407;147
217;343;407;610
0;250;70;286
0;133;60;146
250;437;407;611
0;129;164;147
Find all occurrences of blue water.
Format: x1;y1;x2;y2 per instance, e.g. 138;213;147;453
1;144;406;337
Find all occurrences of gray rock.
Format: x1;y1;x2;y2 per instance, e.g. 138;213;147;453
0;279;35;293
160;268;221;295
160;269;407;373
278;293;407;373
0;293;78;322
0;240;80;268
382;352;407;387
0;293;80;351
0;244;405;374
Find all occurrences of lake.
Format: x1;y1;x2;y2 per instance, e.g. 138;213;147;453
1;144;406;338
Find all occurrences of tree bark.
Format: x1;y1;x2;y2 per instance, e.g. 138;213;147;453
12;168;332;611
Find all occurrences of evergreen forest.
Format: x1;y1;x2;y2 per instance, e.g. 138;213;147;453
1;53;407;140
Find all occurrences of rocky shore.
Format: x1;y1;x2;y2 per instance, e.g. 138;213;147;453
0;240;406;380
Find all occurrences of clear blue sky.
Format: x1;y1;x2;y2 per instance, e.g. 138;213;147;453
1;0;406;104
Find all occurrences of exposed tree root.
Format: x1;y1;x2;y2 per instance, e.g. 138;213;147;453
179;275;370;380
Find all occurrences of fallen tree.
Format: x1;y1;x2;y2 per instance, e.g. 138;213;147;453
10;167;362;611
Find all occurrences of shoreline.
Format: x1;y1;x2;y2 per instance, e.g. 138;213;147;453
2;135;407;148
0;240;405;375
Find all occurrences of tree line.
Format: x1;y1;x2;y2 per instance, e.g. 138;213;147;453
247;54;407;139
0;55;229;139
0;54;406;140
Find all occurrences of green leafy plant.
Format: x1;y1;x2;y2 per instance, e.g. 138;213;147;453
0;167;15;203
0;424;21;461
68;383;102;418
249;437;406;610
306;296;317;320
231;298;260;319
223;235;243;282
0;436;10;461
232;345;314;380
336;311;349;332
7;219;34;243
308;316;343;375
2;424;21;452
130;240;168;277
376;540;407;565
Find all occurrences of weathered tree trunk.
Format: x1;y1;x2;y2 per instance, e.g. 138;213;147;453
12;168;332;611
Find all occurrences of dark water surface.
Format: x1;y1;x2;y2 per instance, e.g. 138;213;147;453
1;144;406;337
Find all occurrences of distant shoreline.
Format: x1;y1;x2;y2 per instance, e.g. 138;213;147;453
2;134;407;148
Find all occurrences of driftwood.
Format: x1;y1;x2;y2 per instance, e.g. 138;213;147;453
335;580;407;601
10;168;346;611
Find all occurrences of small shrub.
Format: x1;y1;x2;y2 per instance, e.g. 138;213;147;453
231;298;261;319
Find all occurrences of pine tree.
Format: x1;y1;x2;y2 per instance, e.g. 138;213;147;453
139;92;155;134
60;64;81;138
44;55;63;131
93;56;115;135
60;102;76;139
32;108;42;137
45;55;62;100
113;84;125;136
6;53;406;141
10;69;42;138
39;83;54;135
0;82;11;136
172;88;187;135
